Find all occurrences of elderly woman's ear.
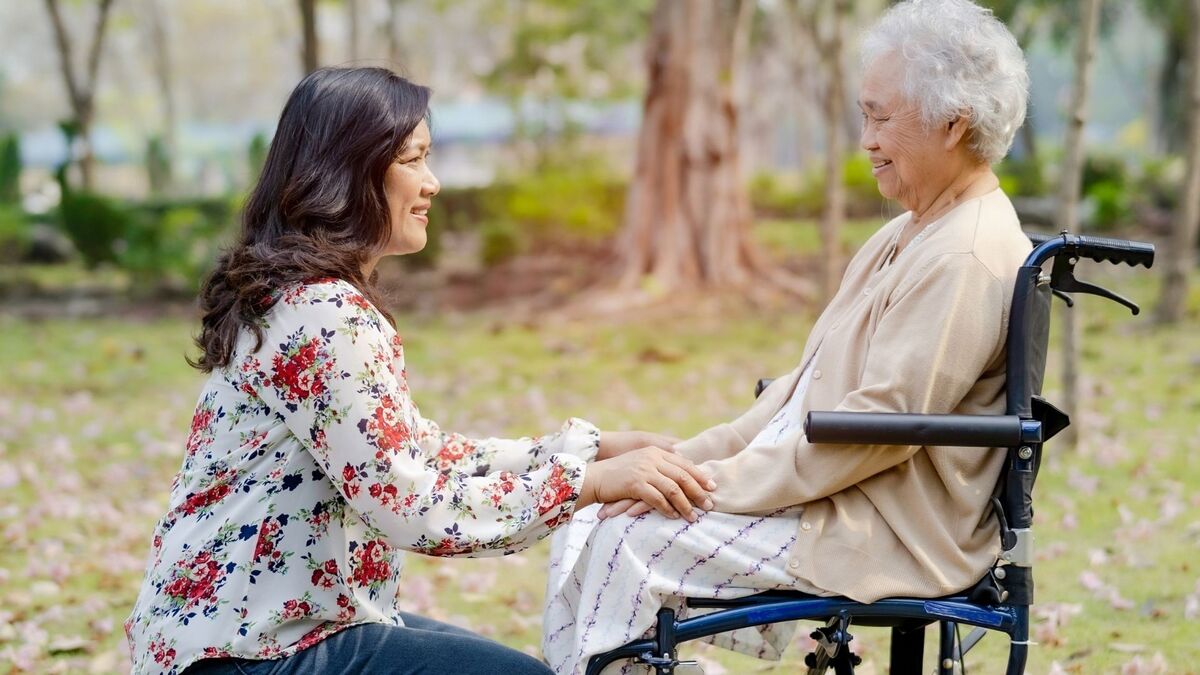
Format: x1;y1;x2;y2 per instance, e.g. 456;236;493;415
944;114;972;152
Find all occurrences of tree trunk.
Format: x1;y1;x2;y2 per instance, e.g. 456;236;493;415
1058;0;1102;451
43;0;116;192
615;0;765;292
1156;26;1186;154
1155;0;1200;324
145;0;175;193
298;0;319;75
786;0;849;303
818;1;849;303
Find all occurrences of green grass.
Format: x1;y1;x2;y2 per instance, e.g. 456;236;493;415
0;258;1198;673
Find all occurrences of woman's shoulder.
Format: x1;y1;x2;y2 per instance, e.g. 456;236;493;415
265;277;392;336
926;190;1029;269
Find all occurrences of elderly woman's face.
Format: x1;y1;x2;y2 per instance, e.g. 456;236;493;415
858;57;955;210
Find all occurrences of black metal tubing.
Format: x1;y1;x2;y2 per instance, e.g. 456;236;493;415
889;624;925;673
804;411;1034;447
939;621;957;674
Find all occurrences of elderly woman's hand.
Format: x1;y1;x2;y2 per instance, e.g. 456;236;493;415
596;499;656;520
596;430;681;460
578;447;715;522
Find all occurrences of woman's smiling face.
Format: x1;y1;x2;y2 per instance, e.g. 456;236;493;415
382;119;440;256
858;56;954;211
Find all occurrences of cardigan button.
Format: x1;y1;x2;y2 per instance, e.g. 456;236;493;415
812;370;822;380
801;521;812;531
789;559;801;568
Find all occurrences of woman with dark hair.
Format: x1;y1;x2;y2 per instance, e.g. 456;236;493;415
124;67;714;675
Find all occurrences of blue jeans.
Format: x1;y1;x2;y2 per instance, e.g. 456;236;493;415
183;613;554;675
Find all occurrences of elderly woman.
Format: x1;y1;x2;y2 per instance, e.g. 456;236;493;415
541;0;1033;671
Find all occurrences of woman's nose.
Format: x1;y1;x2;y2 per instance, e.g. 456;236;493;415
860;122;877;153
423;168;440;196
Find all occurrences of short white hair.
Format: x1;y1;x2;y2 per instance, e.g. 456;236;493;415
861;0;1029;164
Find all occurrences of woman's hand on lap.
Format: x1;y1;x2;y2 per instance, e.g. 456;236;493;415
578;447;714;522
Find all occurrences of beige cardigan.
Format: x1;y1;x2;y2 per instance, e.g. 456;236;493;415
676;189;1032;603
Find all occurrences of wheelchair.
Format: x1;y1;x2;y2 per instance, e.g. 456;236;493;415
587;231;1156;675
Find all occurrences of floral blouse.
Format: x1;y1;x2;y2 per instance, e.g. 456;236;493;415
125;279;599;675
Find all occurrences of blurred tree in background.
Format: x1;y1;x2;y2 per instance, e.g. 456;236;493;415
42;0;116;192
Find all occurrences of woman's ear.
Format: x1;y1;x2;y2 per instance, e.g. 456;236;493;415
944;113;970;151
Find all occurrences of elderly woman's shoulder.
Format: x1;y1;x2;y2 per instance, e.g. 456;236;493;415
953;190;1030;277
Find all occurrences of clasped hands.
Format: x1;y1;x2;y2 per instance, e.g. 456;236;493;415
577;430;715;523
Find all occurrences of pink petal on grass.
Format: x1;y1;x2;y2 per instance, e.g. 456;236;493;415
1079;570;1106;592
1120;652;1169;675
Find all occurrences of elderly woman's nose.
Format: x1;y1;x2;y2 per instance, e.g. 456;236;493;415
860;121;877;152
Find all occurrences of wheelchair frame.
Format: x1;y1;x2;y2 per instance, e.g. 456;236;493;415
586;232;1154;675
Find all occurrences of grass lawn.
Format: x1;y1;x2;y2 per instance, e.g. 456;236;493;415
1;241;1198;673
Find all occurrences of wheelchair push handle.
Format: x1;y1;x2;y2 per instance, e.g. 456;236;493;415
804;411;1038;448
1026;231;1155;269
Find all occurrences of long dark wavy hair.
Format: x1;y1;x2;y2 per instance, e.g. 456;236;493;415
191;67;430;372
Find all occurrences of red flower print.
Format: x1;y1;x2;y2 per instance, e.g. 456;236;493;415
350;539;393;592
163;550;227;613
148;635;177;667
362;394;411;454
335;593;356;621
537;464;576;515
309;558;340;589
347;293;370;310
180;482;232;516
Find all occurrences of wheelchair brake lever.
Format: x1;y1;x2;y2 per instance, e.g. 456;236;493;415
1050;254;1140;315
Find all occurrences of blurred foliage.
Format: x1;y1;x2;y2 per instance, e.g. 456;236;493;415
481;0;653;102
1080;154;1130;232
749;153;886;219
996;156;1047;198
479;220;522;267
58;188;131;269
421;150;625;268
1135;155;1183;211
119;196;240;293
0;132;20;203
1087;181;1131;231
1082;153;1128;196
497;153;624;242
0;204;31;263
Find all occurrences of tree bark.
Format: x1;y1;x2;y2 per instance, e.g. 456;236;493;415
1155;0;1200;324
615;0;768;293
145;0;175;193
786;0;849;303
298;0;319;75
43;0;116;191
1058;0;1102;451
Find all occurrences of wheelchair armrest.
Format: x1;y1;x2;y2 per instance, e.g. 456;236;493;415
805;411;1040;447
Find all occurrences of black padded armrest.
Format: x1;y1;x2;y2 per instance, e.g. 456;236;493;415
805;411;1032;447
